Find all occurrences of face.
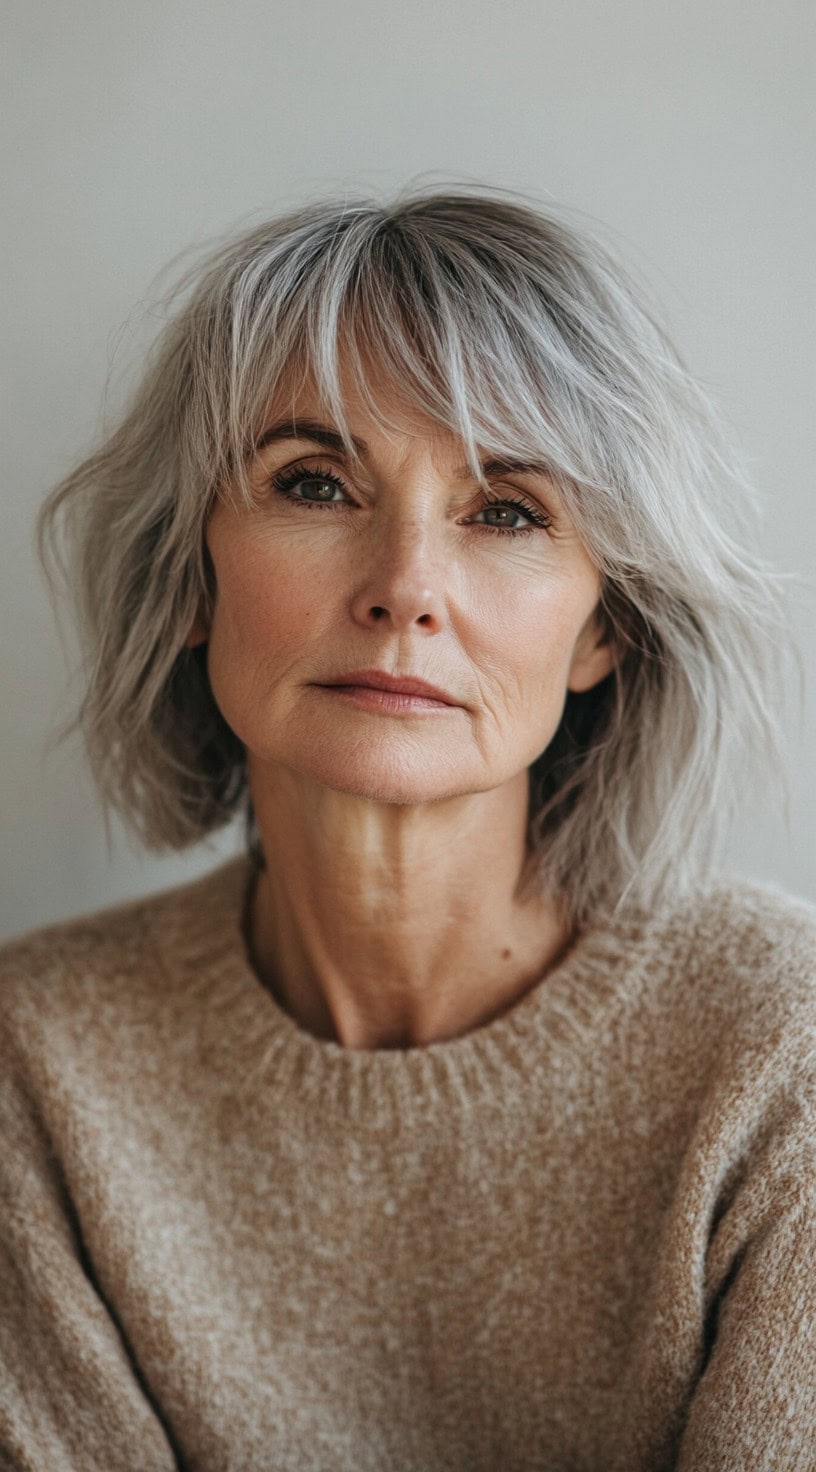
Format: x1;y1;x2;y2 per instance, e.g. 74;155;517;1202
188;369;616;809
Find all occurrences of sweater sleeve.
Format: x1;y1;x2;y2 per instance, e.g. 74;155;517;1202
676;1060;816;1471
0;1031;179;1471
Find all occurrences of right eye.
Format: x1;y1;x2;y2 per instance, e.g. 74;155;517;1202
270;463;351;505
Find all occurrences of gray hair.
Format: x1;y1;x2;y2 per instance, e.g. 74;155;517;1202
36;182;792;926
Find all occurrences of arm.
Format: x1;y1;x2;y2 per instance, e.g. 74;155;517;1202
676;1075;816;1470
0;1053;179;1471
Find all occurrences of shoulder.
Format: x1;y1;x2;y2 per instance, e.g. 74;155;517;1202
626;872;816;983
0;854;252;1036
655;865;809;939
613;872;816;991
636;874;816;1066
679;874;816;991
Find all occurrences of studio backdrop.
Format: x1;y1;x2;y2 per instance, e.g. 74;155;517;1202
2;0;813;939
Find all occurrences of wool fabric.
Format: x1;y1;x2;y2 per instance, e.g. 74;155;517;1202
1;854;816;1471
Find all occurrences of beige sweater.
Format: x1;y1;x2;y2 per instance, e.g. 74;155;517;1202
1;855;815;1472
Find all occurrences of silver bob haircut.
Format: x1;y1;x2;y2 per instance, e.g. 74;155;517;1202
37;183;790;926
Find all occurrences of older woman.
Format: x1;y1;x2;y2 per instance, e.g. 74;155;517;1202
1;186;814;1472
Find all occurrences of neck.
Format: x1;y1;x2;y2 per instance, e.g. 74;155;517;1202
244;763;573;1050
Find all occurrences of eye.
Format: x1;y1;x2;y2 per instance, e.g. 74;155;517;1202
269;463;350;505
471;494;552;536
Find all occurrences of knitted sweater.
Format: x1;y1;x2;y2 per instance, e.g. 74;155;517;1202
1;856;815;1472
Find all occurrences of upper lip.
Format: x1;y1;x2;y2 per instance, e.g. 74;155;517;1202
319;669;458;704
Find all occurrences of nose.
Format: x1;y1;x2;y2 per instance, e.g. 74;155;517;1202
349;514;448;634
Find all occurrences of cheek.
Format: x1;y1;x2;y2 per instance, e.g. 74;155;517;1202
210;533;326;657
465;565;597;699
204;533;336;743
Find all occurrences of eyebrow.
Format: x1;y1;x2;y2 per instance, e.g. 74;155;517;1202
251;418;554;483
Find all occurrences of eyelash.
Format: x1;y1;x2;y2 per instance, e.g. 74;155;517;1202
268;463;552;538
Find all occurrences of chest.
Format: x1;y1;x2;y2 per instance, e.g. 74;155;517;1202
65;1086;690;1471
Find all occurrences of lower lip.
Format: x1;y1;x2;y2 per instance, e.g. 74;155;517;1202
319;684;454;713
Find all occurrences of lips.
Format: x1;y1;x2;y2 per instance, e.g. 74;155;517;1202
319;669;458;705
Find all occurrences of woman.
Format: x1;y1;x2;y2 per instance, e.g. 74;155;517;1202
1;185;814;1471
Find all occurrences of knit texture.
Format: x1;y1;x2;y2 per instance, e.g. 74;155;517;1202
1;855;815;1471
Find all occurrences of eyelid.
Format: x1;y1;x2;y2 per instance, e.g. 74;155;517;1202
266;456;354;489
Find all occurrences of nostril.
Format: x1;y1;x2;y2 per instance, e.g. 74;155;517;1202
370;606;386;621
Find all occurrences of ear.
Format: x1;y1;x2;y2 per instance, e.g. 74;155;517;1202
567;610;619;694
184;600;210;649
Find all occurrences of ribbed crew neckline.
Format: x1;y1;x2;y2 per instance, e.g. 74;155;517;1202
150;851;652;1123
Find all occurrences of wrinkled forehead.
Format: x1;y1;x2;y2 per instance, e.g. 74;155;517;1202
258;341;474;463
256;359;462;473
268;392;463;457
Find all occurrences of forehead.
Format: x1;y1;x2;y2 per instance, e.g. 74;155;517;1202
255;349;559;487
254;337;560;487
267;353;450;450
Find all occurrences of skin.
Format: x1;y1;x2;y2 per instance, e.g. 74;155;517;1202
187;366;617;1050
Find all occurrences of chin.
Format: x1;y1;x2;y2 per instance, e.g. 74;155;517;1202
287;747;477;807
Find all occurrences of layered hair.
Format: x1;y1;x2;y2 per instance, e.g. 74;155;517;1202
37;183;791;925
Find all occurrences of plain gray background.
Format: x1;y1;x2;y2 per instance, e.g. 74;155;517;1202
2;0;814;943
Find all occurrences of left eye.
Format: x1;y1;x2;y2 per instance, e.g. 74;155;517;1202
474;502;534;529
473;496;551;532
296;479;344;501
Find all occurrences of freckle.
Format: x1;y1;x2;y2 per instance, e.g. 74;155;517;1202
501;948;512;960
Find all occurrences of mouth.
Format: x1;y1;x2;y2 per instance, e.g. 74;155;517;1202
316;669;459;709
